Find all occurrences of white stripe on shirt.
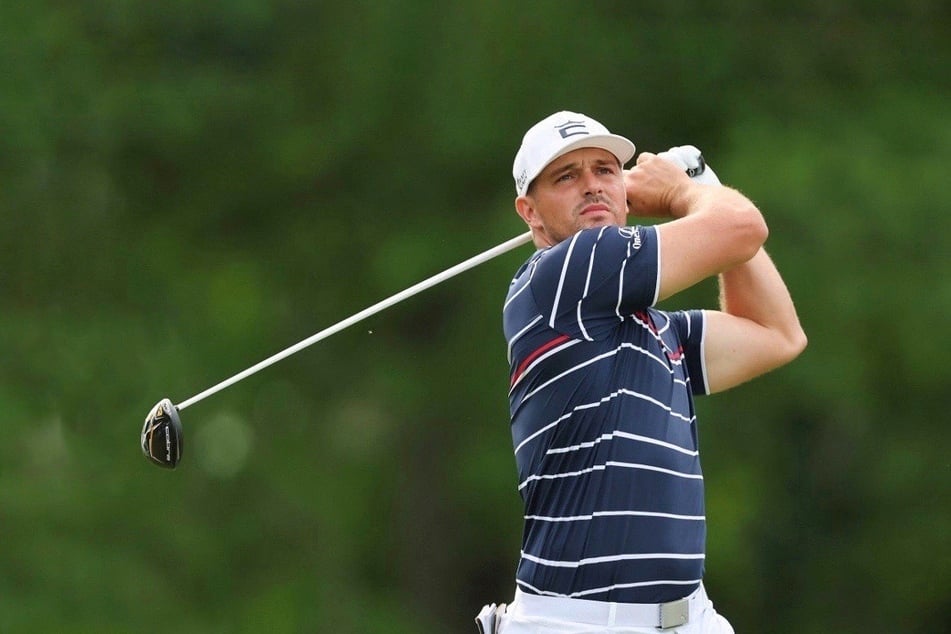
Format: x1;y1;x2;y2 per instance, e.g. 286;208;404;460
513;386;695;457
576;240;598;341
525;510;705;523
507;314;544;365
549;232;580;329
520;342;673;404
517;578;703;599
546;430;699;457
520;550;705;568
518;460;703;491
504;259;538;312
509;337;582;393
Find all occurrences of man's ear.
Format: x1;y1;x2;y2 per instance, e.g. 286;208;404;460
515;195;540;229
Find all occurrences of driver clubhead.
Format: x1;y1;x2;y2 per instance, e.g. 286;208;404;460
141;398;183;468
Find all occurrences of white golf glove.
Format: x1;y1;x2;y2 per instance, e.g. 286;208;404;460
657;145;721;185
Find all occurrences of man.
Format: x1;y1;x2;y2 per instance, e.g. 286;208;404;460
480;112;806;633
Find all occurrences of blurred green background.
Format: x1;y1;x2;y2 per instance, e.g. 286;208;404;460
2;1;949;632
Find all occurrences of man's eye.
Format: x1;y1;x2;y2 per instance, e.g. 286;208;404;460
598;166;616;175
556;173;574;182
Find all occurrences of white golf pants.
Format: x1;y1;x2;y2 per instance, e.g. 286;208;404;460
496;584;735;634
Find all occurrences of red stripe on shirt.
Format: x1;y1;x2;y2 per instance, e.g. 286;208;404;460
511;334;571;387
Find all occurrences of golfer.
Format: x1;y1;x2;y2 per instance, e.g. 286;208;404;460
479;112;806;633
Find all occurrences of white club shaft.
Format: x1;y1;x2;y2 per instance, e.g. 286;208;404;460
176;231;533;410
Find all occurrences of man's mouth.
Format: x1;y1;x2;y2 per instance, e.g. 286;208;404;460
581;203;610;215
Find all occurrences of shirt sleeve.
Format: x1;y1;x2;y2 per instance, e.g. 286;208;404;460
668;309;709;396
529;225;660;341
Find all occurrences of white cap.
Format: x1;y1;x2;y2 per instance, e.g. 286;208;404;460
512;111;636;196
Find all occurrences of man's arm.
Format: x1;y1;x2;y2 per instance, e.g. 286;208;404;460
703;250;807;393
625;151;768;302
625;151;806;391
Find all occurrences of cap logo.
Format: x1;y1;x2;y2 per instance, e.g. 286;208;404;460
516;169;529;192
555;120;589;139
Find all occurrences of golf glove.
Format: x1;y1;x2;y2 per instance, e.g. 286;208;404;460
657;145;721;185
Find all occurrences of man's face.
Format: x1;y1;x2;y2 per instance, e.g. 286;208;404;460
516;147;628;247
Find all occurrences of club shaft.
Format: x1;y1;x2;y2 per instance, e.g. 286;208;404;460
176;231;533;410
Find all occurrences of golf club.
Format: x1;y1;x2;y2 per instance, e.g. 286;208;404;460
141;230;534;468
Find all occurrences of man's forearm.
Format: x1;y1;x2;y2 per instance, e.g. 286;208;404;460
718;248;806;349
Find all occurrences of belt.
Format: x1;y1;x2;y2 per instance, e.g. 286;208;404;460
511;585;704;630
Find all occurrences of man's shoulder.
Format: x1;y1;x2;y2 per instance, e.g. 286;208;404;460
536;225;653;264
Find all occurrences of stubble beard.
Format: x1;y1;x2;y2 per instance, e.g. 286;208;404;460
573;195;623;233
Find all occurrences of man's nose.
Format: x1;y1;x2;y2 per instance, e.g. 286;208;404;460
581;170;602;195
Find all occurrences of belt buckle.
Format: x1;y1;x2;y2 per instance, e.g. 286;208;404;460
659;597;689;630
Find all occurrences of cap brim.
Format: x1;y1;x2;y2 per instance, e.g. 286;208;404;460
523;134;636;194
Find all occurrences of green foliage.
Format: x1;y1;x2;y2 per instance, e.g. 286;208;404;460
2;2;948;632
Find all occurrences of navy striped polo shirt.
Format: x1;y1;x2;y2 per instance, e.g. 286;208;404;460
503;225;709;604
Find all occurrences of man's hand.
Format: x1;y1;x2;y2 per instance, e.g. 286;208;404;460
624;152;695;218
625;145;722;218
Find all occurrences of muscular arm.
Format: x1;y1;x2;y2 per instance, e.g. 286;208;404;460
626;152;768;302
625;152;806;392
703;250;807;393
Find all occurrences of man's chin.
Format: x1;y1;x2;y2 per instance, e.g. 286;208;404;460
580;214;621;229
